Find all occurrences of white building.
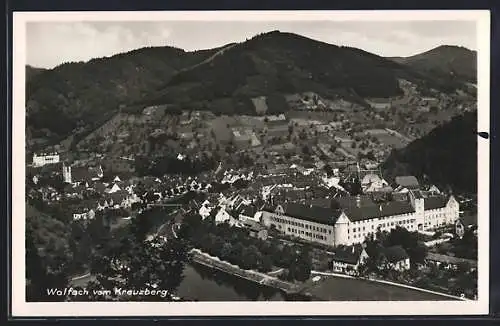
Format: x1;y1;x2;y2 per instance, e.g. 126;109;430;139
260;190;459;247
32;153;60;167
73;209;96;221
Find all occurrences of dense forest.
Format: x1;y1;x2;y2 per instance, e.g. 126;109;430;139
390;45;477;84
382;111;477;194
146;31;464;110
26;46;222;139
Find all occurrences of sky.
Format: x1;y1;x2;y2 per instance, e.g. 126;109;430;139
26;20;477;69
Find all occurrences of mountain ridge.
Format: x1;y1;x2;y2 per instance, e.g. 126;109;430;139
25;31;475;146
388;44;477;84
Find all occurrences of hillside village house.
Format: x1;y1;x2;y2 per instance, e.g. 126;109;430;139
260;190;459;247
32;153;60;167
366;98;392;110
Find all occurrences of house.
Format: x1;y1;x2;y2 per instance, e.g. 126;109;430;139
242;218;268;240
199;200;214;219
361;174;392;193
214;207;241;227
248;225;268;240
426;252;477;271
382;245;410;271
107;183;122;194
73;208;96;221
238;205;260;222
366;98;392;110
428;185;442;194
455;214;478;239
107;190;130;209
330;244;369;275
89;166;104;181
96;199;111;211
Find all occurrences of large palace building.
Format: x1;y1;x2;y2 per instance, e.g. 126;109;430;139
260;190;459;247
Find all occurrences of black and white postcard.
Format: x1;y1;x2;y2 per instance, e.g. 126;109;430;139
12;10;490;316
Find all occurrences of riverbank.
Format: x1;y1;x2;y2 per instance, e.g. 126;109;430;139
189;249;468;301
190;249;303;295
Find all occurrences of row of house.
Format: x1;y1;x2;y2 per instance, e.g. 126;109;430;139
329;244;410;275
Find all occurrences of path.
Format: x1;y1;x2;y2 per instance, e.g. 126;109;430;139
385;128;413;143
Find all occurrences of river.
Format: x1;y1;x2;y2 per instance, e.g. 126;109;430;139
176;263;300;301
70;262;456;301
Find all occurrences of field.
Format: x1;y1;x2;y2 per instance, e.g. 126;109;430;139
305;276;458;301
206;116;237;142
366;129;408;149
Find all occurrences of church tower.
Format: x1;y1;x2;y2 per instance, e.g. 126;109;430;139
62;163;72;184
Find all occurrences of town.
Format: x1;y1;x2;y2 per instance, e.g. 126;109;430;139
24;25;479;304
26;101;478;301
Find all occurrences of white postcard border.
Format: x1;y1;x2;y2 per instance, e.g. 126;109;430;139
11;10;491;317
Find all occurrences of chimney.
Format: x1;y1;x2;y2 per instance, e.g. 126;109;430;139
379;204;383;212
356;195;361;207
352;246;355;253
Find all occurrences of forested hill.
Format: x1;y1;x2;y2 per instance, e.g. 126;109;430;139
26;65;47;83
382;110;477;194
142;31;465;112
26;46;223;140
26;31;468;143
390;45;477;84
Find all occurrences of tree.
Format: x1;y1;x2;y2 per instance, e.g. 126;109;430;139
323;164;333;177
26;223;72;301
293;250;312;282
89;214;189;301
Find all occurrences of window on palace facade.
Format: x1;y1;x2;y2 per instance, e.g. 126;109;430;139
329;230;332;234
